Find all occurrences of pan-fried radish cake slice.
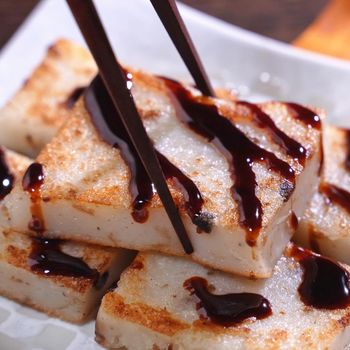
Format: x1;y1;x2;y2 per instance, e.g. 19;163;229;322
0;147;135;323
96;245;350;350
0;38;231;159
296;126;350;264
2;70;322;277
0;39;96;157
0;230;135;323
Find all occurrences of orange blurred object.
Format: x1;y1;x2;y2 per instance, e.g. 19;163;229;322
294;0;350;60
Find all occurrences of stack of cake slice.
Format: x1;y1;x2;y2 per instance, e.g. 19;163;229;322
0;147;135;323
1;47;322;278
1;39;350;349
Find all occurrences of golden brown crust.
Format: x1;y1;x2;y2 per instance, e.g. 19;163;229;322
17;39;96;127
1;230;115;293
98;250;350;349
5;240;91;293
101;293;189;336
0;38;96;150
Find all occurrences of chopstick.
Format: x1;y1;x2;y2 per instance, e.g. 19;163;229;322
66;0;194;255
150;0;215;97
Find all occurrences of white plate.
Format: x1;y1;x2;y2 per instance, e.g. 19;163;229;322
1;1;350;349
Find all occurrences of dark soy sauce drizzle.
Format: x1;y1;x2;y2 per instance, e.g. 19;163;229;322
0;148;14;200
29;237;97;278
84;75;206;228
84;75;153;223
320;183;350;215
317;129;350;214
162;77;295;245
286;103;321;130
29;237;107;289
290;245;350;309
22;163;45;233
237;101;307;165
64;86;86;109
183;276;272;326
345;130;350;170
157;152;209;232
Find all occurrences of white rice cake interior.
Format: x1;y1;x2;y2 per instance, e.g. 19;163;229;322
0;39;96;157
296;125;350;264
96;246;350;350
0;148;135;323
2;69;322;278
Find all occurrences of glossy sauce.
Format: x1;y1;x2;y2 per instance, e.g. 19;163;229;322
290;245;350;309
184;276;272;325
157;152;210;232
0;148;14;200
286;103;322;173
84;75;208;229
22;163;45;233
320;183;350;215
286;103;321;130
162;77;295;245
29;237;107;288
238;101;307;165
29;237;98;279
64;86;85;109
84;75;153;222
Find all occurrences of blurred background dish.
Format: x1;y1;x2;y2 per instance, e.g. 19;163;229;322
0;0;330;48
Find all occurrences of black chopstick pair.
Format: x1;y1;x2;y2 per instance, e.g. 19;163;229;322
66;0;214;254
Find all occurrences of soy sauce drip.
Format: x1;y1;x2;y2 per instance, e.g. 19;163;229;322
238;101;307;165
84;75;153;222
23;163;45;191
0;147;14;200
157;152;210;232
64;86;85;109
29;237;99;281
22;163;45;233
290;245;350;309
162;77;295;245
345;130;350;170
183;276;272;326
286;103;321;130
84;75;206;228
319;183;350;215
